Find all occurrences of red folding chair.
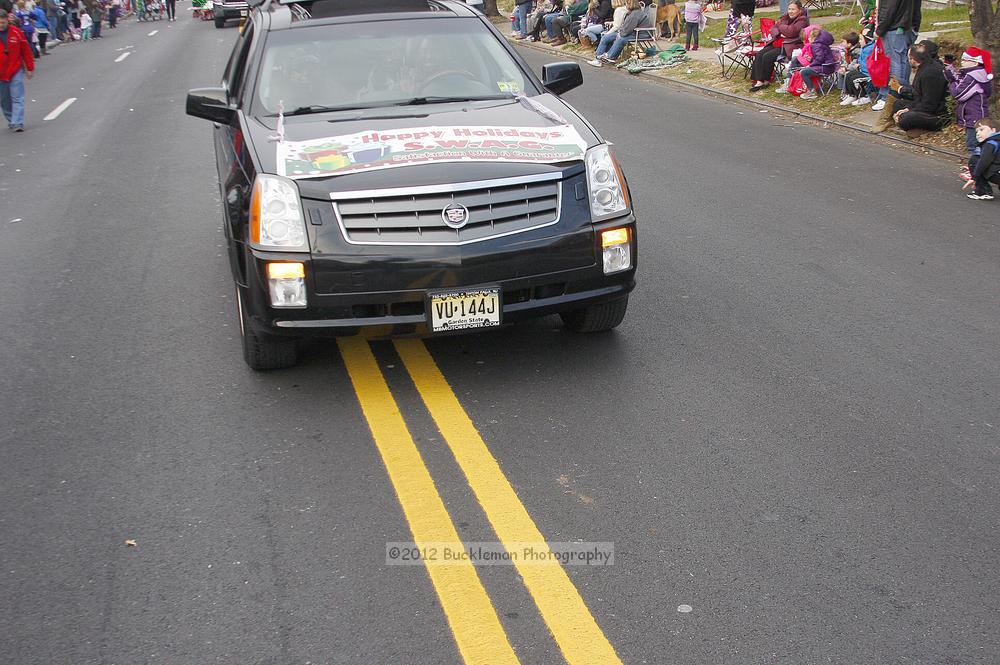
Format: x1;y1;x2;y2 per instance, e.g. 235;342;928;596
717;17;780;80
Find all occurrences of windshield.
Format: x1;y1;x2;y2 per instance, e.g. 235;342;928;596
255;18;534;115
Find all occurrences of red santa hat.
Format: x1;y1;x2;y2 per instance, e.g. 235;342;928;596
962;46;993;80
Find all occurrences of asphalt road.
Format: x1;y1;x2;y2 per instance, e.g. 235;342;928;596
1;12;998;665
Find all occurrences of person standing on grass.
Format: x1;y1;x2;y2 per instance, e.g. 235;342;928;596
875;0;920;106
0;8;35;132
683;0;702;51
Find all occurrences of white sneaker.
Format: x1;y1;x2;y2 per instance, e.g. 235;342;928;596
775;84;789;94
587;59;602;67
871;99;886;111
851;96;870;106
840;95;857;106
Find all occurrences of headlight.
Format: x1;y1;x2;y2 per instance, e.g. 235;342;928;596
250;174;308;252
585;144;630;221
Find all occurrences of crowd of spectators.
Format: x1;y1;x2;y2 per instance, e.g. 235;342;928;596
509;0;1000;200
0;0;129;52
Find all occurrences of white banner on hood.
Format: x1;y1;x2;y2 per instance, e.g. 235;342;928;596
276;125;588;179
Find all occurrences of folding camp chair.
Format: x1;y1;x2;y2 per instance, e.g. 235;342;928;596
630;4;660;60
716;17;776;80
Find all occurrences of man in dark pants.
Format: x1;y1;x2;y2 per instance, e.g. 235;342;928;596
890;48;949;137
165;0;175;21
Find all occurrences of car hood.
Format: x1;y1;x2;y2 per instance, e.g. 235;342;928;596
244;93;601;198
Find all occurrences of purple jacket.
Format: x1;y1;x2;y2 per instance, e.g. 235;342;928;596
683;1;703;23
944;65;993;128
805;30;837;75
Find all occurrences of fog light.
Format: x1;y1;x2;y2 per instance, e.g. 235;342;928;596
266;262;307;308
601;228;631;274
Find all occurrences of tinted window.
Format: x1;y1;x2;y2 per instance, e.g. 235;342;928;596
254;18;533;114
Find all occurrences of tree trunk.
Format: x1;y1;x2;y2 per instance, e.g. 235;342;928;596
483;0;501;16
968;0;1000;116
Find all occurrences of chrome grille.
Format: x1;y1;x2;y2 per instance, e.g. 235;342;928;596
330;173;562;246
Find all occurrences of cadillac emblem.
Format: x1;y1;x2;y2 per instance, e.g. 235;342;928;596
442;203;470;229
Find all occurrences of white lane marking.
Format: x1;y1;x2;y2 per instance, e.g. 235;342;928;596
43;97;77;121
148;29;158;36
115;52;131;63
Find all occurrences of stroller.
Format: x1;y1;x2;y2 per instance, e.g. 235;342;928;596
140;0;163;20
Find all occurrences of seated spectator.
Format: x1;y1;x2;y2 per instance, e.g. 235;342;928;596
749;1;808;91
835;31;861;103
797;29;837;99
541;0;569;43
578;0;611;46
944;46;993;158
776;23;818;92
873;47;949;136
965;117;1000;200
586;0;651;66
523;0;557;42
548;0;588;45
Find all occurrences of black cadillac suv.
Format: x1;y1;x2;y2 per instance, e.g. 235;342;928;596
186;0;637;369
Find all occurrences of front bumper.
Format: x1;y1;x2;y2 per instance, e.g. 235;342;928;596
240;214;637;339
213;2;248;19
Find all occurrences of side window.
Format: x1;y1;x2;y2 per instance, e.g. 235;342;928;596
229;23;253;100
221;27;245;92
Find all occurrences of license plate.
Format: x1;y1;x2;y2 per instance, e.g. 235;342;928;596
429;288;501;332
239;9;247;15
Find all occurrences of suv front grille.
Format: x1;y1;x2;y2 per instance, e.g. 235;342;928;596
330;173;562;246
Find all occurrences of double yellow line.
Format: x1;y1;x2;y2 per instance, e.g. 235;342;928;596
337;337;623;665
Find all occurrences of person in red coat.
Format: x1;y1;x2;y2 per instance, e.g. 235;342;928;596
0;8;34;132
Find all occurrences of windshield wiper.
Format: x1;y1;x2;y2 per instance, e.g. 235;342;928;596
280;104;370;117
270;96;510;118
391;95;508;106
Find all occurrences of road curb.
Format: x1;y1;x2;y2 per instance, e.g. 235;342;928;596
510;36;967;162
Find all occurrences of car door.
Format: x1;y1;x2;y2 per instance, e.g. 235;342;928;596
215;21;256;282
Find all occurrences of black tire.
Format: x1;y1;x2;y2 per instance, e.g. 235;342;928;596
214;16;224;28
237;288;300;370
559;296;629;333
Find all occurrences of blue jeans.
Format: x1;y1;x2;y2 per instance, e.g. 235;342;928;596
883;28;916;85
512;2;532;34
966;127;979;155
596;31;629;60
0;69;26;128
581;23;604;43
544;12;563;38
801;66;822;91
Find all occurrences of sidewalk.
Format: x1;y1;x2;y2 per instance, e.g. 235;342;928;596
500;16;967;160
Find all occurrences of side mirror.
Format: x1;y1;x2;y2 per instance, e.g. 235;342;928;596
541;62;583;95
186;87;236;125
